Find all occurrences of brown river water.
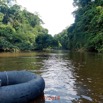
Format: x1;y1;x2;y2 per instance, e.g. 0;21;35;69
0;51;103;103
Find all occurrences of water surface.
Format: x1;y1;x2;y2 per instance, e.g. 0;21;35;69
0;51;103;103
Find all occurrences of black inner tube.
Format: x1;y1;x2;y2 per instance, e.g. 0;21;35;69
0;71;45;103
0;71;37;86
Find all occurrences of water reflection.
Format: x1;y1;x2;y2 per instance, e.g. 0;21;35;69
39;53;77;103
68;52;103;103
0;51;103;103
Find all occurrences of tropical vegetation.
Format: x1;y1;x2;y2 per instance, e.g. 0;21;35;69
1;0;103;52
0;0;58;52
55;0;103;52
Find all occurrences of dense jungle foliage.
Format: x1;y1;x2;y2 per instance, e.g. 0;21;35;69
0;0;58;52
1;0;103;52
55;0;103;52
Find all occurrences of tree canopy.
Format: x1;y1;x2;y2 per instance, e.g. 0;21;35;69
55;0;103;52
0;0;58;52
1;0;103;52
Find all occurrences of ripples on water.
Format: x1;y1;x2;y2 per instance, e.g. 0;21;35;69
29;52;93;103
0;51;103;103
41;54;77;103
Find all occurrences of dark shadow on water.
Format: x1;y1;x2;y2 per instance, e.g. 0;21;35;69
29;93;45;103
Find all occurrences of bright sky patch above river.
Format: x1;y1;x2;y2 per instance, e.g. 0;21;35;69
17;0;75;35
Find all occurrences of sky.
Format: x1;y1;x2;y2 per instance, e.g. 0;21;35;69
17;0;75;35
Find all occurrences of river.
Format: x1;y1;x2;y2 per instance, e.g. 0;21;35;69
0;51;103;103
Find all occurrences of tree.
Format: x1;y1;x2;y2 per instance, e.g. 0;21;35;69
35;33;57;50
0;0;50;52
55;0;103;52
73;0;91;7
